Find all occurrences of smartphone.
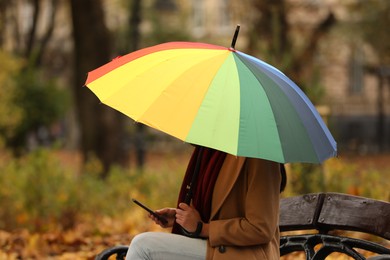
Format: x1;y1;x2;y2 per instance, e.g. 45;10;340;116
131;198;168;225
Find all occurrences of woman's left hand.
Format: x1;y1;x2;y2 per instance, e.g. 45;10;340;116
175;203;202;232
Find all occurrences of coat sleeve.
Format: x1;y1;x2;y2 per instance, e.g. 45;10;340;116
208;158;281;247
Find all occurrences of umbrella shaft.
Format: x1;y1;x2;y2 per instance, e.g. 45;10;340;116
230;24;240;49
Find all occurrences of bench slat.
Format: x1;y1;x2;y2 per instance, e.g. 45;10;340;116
318;193;390;240
280;192;390;240
279;193;324;232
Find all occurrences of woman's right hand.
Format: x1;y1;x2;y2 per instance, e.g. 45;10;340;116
149;207;176;228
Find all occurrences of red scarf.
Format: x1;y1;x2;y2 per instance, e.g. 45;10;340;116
172;146;227;234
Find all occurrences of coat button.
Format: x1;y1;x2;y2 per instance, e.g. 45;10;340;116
218;245;226;253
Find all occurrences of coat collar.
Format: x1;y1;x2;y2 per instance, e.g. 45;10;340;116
210;155;246;219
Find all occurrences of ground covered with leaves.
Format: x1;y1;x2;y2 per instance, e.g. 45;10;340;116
0;215;163;259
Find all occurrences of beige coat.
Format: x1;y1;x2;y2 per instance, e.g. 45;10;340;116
206;155;281;260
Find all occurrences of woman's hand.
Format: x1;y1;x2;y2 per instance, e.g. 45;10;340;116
148;208;176;228
175;203;202;233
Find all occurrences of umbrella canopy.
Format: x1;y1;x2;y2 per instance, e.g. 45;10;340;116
85;34;336;164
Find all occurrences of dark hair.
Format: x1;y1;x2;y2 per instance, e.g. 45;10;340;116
280;164;287;193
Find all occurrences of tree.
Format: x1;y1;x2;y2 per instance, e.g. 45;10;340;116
128;0;145;170
70;0;125;177
0;0;68;152
0;52;23;147
0;0;7;48
246;0;335;103
350;0;390;151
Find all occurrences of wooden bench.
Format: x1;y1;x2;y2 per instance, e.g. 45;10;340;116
95;192;390;259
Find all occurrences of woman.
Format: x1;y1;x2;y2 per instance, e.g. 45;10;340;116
126;146;284;260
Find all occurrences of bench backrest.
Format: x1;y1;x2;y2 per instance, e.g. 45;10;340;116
280;192;390;239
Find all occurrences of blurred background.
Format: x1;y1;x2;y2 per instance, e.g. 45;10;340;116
0;0;389;258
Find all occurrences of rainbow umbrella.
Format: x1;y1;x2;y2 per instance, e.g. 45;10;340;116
85;27;336;164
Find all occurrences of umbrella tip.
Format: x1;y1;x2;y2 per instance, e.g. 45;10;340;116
230;24;240;49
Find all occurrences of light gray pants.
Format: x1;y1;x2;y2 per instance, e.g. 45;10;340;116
125;232;207;260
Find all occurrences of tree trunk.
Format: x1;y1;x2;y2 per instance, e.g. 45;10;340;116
0;0;8;48
247;0;289;63
376;71;385;152
247;1;335;90
289;13;336;89
70;0;124;178
128;0;146;170
35;0;59;67
25;0;40;59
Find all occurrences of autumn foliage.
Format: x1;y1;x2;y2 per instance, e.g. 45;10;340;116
0;148;389;258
